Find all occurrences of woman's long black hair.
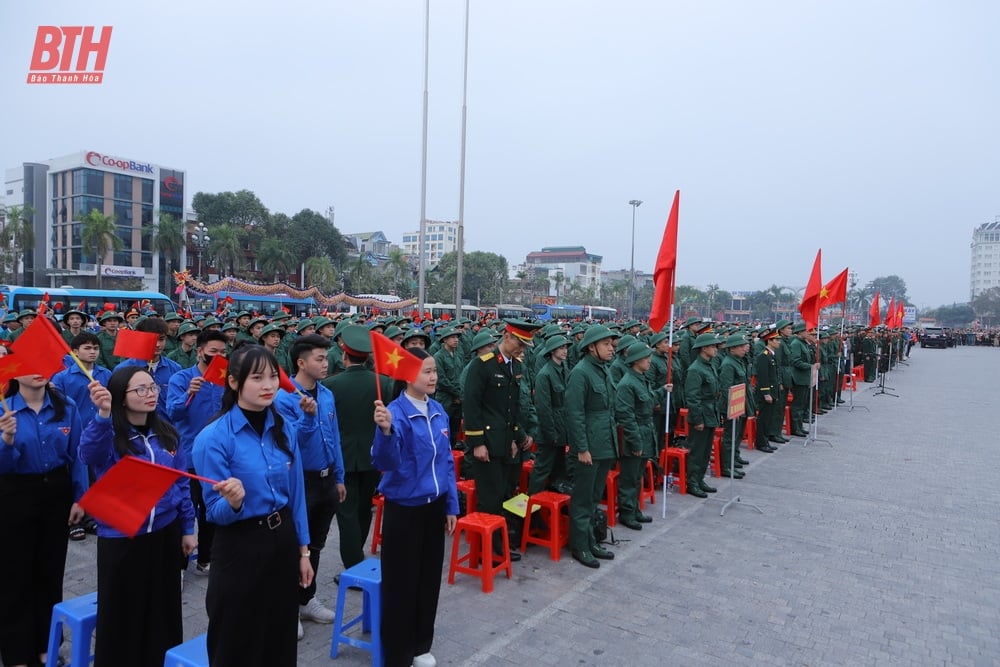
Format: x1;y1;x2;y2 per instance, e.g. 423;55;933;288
216;342;292;460
4;377;68;421
106;365;179;457
391;347;430;401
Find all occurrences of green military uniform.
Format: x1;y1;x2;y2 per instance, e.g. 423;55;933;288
433;327;464;447
526;336;571;495
614;343;662;528
788;324;815;436
683;333;722;497
717;335;753;477
754;331;783;449
565;326;619;567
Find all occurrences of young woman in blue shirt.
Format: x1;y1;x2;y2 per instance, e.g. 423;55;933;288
372;347;459;667
193;344;312;667
81;366;196;667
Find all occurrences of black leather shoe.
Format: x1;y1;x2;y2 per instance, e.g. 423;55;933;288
736;455;750;465
635;513;652;523
791;430;808;437
770;436;789;443
836;399;846;404
619;517;642;530
721;469;745;479
687;486;708;498
700;482;718;493
758;444;776;453
572;550;600;568
734;461;744;469
591;545;615;560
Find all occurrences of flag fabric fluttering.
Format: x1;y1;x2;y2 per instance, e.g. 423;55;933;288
649;190;680;334
869;291;881;327
113;329;159;361
798;249;823;329
278;367;299;395
10;313;72;379
818;268;848;309
370;331;423;383
895;301;905;329
78;456;219;537
885;297;896;328
204;354;229;388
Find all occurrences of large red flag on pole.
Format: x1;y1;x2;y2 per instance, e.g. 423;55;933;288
648;190;680;333
798;249;823;329
869;291;881;327
895;301;905;328
885;297;896;328
818;268;848;309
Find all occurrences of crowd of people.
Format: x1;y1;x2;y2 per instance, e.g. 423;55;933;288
0;300;934;667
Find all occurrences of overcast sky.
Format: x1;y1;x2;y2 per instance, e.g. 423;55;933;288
3;1;998;309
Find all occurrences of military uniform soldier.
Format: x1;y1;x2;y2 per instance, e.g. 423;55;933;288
462;319;542;562
433;326;464;448
717;334;753;477
788;323;820;436
96;311;125;370
683;332;722;498
526;335;572;495
753;329;783;451
565;325;620;568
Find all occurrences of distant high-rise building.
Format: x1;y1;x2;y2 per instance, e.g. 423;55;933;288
524;246;602;300
970;217;1000;299
401;220;458;264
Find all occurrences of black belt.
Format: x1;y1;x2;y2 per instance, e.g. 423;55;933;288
304;467;332;479
231;506;290;531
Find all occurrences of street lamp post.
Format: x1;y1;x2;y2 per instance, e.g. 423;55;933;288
192;222;210;280
628;199;642;319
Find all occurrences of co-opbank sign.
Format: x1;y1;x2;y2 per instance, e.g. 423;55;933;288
27;26;112;84
86;151;154;175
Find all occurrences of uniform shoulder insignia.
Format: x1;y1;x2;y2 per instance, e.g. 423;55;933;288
479;352;495;362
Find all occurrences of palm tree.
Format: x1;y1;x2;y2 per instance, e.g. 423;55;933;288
81;208;122;288
258;237;297;282
348;254;372;293
385;247;409;296
146;212;185;292
553;272;565;300
206;224;245;277
1;205;35;284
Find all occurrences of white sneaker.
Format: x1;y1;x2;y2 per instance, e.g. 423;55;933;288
297;617;304;641
413;652;437;667
299;597;335;624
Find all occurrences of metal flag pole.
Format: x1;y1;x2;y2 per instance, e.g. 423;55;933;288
872;336;898;398
715;386;762;516
806;336;833;447
661;303;674;519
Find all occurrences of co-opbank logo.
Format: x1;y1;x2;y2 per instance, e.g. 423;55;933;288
27;26;113;84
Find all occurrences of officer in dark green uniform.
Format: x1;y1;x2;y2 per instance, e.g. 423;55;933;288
322;325;389;569
462;318;542;561
614;342;663;530
753;328;782;451
433;326;464;447
683;332;722;498
526;335;572;495
565;325;619;568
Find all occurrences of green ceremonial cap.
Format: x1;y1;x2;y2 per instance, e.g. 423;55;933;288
503;318;543;346
99;310;123;323
469;330;497;351
402;327;431;347
164;312;184;322
691;332;721;349
178;322;199;336
339;324;372;355
579;324;619;349
624;341;653;365
648;332;669;347
723;334;749;349
258;323;285;338
542;334;572;357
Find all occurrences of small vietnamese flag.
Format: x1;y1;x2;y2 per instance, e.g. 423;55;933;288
370;331;423;384
79;456;219;537
10;314;72;379
204;354;229;388
113;329;159;361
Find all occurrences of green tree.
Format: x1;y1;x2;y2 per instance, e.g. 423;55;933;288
287;209;347;268
206;224;246;277
146;212;185;292
305;255;338;293
384;247;410;297
258;237;297;283
81;208;122;288
972;288;1000;327
867;275;909;303
428;251;508;305
1;205;35;285
192;190;269;229
346;254;373;294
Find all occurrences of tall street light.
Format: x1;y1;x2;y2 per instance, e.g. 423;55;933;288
192;222;210;279
628;199;643;319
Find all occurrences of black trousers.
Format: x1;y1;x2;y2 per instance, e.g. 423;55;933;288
0;468;72;667
381;496;446;667
336;469;381;569
300;471;340;605
95;520;183;667
188;467;215;567
206;508;299;667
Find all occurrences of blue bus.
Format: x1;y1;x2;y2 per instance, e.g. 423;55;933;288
530;303;618;322
0;285;177;319
185;290;319;318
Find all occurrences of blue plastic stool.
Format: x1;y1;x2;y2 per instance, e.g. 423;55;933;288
330;558;382;667
45;591;98;667
163;633;208;667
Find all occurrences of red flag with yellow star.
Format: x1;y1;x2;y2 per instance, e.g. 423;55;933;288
203;354;229;388
818;268;848;309
798;249;823;329
868;291;881;327
370;331;422;384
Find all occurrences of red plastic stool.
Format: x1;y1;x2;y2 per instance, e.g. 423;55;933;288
600;469;620;526
456;479;476;516
520;491;570;561
448;512;513;593
638;460;656;509
370;494;384;555
674;408;690;438
658;447;688;495
742;416;757;450
842;374;856;392
783;405;792;436
518;459;534;495
852;366;864;383
452;449;464;481
709;428;723;478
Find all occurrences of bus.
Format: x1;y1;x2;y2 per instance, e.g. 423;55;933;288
530;303;619;323
424;303;484;321
483;304;533;320
0;285;177;320
584;305;618;322
185;290;319;318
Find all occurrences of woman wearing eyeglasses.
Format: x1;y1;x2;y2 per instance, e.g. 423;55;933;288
80;367;196;667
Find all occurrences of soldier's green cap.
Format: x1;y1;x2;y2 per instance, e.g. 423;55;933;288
622;319;641;330
579;324;619;349
312;316;334;330
367;321;386;332
339;324;371;355
249;316;269;329
15;309;36;321
682;316;703;328
438;326;462;341
258;323;285;338
648;332;669;347
691;332;721;349
503;318;543;346
570;323;587;336
296;318;316;333
776;319;793;330
624;341;653;365
402;327;432;347
2;312;18;323
791;322;808;333
616;334;637;353
542;334;572;357
333;318;353;341
63;309;89;321
382;325;403;339
236;311;251;319
723;334;749;349
99;310;123;323
470;330;497;351
541;323;563;339
270;312;291;322
201;316;221;328
221;321;239;332
178;322;199;336
164;312;184;322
